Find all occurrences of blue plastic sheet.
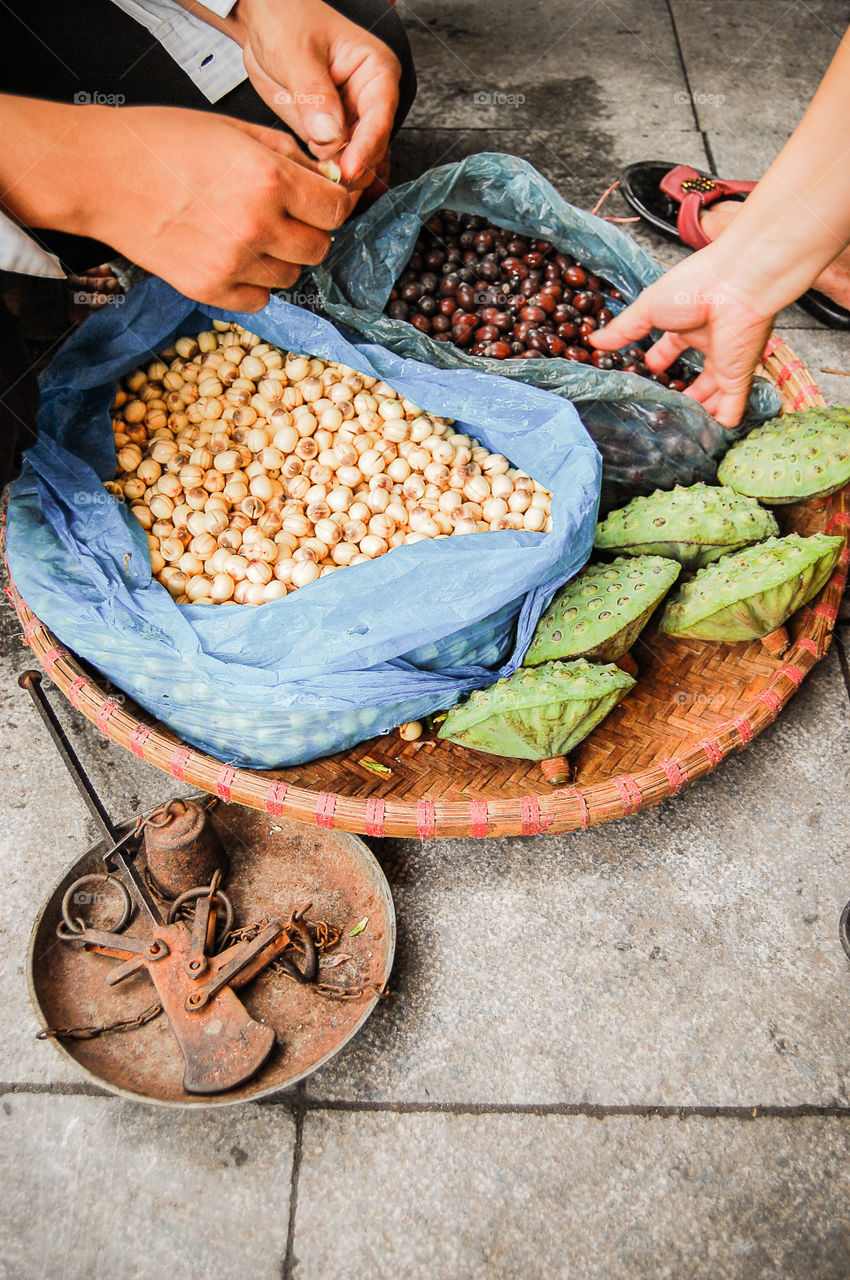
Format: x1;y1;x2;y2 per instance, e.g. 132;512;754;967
314;153;782;507
6;277;601;768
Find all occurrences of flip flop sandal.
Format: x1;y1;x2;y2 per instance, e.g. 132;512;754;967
619;161;850;331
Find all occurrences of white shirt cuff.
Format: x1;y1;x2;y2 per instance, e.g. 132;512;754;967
0;213;65;279
109;1;248;102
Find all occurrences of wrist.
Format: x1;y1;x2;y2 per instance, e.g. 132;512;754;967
0;98;112;239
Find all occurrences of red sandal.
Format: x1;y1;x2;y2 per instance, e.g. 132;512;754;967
618;161;850;330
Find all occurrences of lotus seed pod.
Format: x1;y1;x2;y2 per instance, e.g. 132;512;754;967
438;659;635;761
594;484;779;569
717;407;850;503
524;555;681;666
659;533;845;642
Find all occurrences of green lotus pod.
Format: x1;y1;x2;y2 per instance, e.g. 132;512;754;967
523;555;680;666
659;533;844;643
437;659;635;765
717;407;850;503
594;484;779;568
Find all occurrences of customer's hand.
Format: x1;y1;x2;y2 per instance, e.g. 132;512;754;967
234;0;401;186
0;100;353;311
590;245;775;427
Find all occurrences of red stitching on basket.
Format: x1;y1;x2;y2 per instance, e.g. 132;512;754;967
316;791;336;829
792;386;820;410
826;512;850;535
759;688;783;718
660;759;686;793
613;775;643;815
130;725;151;758
699;738;723;769
169;746;191;781
775;360;802;388
762;335;781;358
95;698;119;732
779;663;804;688
265;781;289;816
41;645;66;672
22;618;39;642
67;676;87;708
365;797;385;837
553;788;589;828
417;799;436;840
797;637;818;657
469;799;488;838
216;764;236;801
521;796;541;835
815;601;838;622
732;715;754;743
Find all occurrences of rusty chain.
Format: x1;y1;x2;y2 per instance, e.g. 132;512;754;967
39;905;383;1040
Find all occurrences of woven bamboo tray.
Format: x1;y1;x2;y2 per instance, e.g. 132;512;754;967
7;335;849;838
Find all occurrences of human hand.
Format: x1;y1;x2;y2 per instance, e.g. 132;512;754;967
235;0;401;187
68;106;353;310
590;245;776;427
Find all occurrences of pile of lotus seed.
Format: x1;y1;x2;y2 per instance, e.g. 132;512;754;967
108;321;553;605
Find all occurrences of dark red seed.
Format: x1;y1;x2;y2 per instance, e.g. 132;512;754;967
564;265;586;288
520;305;546;324
556;321;578;340
452;323;474;346
418;295;437;317
542;334;566;358
591;351;615;370
431;314;451;333
419;272;439;294
475;324;499;343
387;300;409;321
597;307;614;326
540;283;563;301
400;282;422;303
565;345;590;363
668;379;687;392
573;291;594;313
520;278;538;298
524;251;545;268
439;274;460;297
531;292;556;315
410;314;431;333
579;315;597;333
519;349;543;358
485;341;512;359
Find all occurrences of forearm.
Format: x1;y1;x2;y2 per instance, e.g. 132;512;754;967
0;96;96;237
709;26;850;312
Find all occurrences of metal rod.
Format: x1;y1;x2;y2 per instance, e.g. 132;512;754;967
18;670;119;845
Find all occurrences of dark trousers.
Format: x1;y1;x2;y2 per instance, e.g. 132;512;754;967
0;0;416;487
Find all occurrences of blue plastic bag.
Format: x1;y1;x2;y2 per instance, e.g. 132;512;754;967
314;153;782;507
6;277;601;768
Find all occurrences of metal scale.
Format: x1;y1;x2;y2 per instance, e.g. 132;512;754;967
22;671;395;1107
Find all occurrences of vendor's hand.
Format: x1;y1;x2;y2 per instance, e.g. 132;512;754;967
234;0;400;187
66;107;353;311
589;246;776;428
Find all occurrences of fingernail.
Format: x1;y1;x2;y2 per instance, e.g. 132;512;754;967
311;113;343;144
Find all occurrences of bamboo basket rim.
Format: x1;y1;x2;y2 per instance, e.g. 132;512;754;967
6;334;849;839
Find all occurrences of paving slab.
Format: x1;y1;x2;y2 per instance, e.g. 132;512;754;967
397;0;694;136
0;1092;295;1280
306;649;850;1107
292;1110;850;1280
669;0;846;135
